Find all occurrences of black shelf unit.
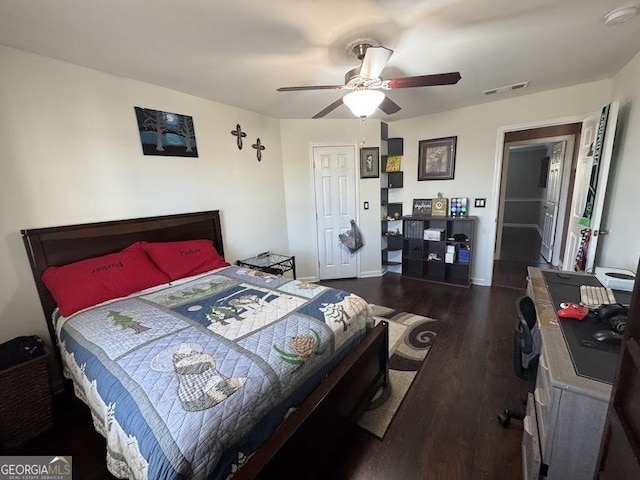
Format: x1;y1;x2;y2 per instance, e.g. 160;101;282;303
380;125;404;271
401;215;476;287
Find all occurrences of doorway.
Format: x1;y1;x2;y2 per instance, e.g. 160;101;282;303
493;124;581;288
312;144;359;280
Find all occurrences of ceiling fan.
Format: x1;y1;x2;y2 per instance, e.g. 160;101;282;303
277;43;461;119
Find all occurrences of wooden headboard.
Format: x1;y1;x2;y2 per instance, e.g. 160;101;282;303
21;210;224;362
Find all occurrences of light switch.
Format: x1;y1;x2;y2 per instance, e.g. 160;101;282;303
364;201;369;210
474;198;486;208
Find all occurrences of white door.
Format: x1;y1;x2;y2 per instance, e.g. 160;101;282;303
313;145;358;280
540;142;565;262
562;102;619;272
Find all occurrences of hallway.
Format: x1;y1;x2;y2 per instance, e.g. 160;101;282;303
493;226;549;289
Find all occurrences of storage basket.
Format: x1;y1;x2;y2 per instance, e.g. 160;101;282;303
0;352;53;448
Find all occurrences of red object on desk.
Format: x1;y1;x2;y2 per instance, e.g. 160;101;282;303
557;302;590;321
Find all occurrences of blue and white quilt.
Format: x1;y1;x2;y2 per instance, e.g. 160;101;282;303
56;266;372;480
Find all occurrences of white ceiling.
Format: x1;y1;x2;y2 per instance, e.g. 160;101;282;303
1;0;639;120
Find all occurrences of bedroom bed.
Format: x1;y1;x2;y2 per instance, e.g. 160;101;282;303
21;210;388;480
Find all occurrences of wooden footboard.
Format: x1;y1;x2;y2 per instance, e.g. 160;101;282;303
236;320;389;479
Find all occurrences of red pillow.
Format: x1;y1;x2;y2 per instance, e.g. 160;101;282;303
141;239;229;281
42;248;170;317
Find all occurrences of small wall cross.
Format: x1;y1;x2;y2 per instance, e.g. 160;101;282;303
252;138;266;161
231;124;247;150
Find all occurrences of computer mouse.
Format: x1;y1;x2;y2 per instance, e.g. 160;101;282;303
592;329;623;344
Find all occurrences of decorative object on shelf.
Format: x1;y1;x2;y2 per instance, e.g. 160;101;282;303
424;228;445;241
418;136;457;180
427;253;442;262
384;203;403;220
360;147;380;179
431;197;449;217
412;199;432;216
450;197;468;217
231;124;247;150
134;107;198;157
383;155;401;172
252;138;266;161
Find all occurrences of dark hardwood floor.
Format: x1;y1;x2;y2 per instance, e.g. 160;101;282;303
493;226;549;289
318;275;528;480
8;275;529;480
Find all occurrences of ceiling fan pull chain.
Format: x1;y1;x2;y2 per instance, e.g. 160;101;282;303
359;116;366;147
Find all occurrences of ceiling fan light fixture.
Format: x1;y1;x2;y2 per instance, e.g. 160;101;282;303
604;5;639;25
343;89;385;118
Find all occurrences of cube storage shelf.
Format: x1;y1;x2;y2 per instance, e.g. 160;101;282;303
401;215;476;287
380;123;405;272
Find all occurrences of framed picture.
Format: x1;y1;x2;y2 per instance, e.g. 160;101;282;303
412;198;432;216
134;107;198;157
418;136;457;181
360;147;380;179
383;155;401;172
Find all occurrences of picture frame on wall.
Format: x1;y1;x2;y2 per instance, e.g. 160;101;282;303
360;147;380;179
134;106;198;157
418;136;457;181
412;198;433;216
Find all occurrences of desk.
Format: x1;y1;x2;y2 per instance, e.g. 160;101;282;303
524;268;616;480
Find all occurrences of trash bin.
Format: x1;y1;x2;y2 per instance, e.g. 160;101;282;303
0;336;53;449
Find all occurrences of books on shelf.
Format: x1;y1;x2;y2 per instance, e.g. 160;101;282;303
405;220;423;239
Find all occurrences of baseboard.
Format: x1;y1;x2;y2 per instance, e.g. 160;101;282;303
471;277;490;286
359;270;384;278
298;276;318;283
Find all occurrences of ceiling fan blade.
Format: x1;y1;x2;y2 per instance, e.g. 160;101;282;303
312;98;344;119
359;46;393;79
378;96;401;115
277;85;344;92
386;72;461;89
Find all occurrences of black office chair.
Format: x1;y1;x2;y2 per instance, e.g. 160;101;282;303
498;295;540;427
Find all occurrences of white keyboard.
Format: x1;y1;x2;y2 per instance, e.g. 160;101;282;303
580;285;617;308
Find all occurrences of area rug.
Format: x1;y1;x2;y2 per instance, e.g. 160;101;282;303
357;304;440;439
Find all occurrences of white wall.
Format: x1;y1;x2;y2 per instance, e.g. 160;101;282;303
600;50;640;272
389;80;612;285
280;120;381;280
0;46;288;348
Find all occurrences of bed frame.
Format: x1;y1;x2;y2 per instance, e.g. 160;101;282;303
21;210;388;479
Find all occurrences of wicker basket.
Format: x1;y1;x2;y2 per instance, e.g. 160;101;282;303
0;352;53;449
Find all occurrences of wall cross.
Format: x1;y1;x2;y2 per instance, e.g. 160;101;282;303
252;138;266;162
230;124;247;150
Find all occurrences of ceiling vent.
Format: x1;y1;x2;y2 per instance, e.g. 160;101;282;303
482;81;529;96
